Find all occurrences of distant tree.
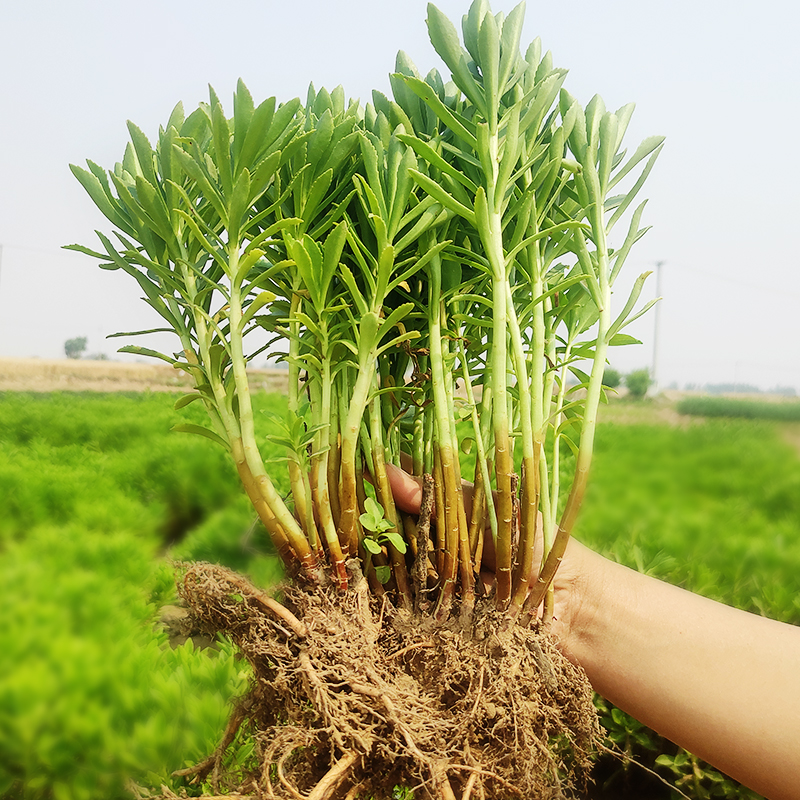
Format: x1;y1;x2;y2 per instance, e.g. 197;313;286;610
625;368;651;399
602;367;622;389
64;337;87;360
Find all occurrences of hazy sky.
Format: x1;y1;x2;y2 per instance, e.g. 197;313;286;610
1;0;798;390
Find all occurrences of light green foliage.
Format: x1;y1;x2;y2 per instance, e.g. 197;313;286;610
0;392;288;547
172;497;285;584
581;421;800;620
0;391;287;799
360;496;407;584
0;524;250;800
655;751;762;799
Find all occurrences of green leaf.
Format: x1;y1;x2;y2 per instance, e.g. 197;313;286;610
364;496;383;518
226;168;251;245
607;270;652;339
209;87;233;196
116;345;176;364
609;200;649;285
399;75;477;148
498;2;526;91
171;423;229;449
397;133;478;194
308;109;335;166
241;290;277;328
363;537;383;554
410;169;476;225
608;333;642;346
69;164;134;236
105;327;174;338
384;531;408;554
301;168;334;223
559;433;580;458
237;95;277;173
597;110;619;195
126;121;158;185
174;393;203;409
231;79;255;170
375;565;392;584
608;134;666;192
339;264;368;316
171;145;227;223
568;366;591;384
477;9;500;118
607;143;664;234
358;311;382;363
426;4;466;81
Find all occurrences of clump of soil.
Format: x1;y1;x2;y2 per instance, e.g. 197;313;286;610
172;561;601;800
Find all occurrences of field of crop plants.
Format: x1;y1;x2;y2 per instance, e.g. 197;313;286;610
2;388;798;799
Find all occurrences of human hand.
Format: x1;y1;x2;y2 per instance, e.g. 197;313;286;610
385;463;599;659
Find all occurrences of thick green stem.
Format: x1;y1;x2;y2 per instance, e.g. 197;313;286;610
369;378;413;611
527;229;612;613
427;249;467;620
457;341;497;565
337;356;375;557
506;283;539;616
287;292;319;551
486;211;514;609
309;363;348;589
227;248;319;580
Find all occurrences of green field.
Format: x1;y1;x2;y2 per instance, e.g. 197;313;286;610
2;391;797;799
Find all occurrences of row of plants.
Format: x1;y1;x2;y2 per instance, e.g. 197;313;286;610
677;395;800;421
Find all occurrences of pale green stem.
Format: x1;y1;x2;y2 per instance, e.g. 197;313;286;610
337;355;375;557
427;250;468;620
368;372;413;610
527;222;612;613
286;291;319;551
456;339;498;544
227;246;318;574
485;208;514;609
309;360;348;588
505;281;539;615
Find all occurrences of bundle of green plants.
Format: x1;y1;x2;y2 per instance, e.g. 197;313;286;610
677;395;800;421
69;2;662;796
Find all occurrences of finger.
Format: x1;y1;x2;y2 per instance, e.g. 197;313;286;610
385;463;424;515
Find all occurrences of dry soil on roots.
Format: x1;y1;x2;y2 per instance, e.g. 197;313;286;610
170;561;601;800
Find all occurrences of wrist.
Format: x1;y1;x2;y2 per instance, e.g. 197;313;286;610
549;539;617;670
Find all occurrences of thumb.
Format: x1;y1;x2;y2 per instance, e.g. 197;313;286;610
385;463;424;515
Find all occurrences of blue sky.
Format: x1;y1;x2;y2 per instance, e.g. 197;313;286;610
1;0;798;390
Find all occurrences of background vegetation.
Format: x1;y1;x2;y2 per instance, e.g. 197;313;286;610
2;389;798;798
677;395;800;422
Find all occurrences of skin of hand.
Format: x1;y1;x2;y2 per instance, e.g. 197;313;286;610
386;463;800;800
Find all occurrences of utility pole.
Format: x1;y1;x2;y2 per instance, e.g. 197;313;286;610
651;260;664;393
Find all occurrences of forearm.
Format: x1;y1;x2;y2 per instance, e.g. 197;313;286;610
556;541;800;800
